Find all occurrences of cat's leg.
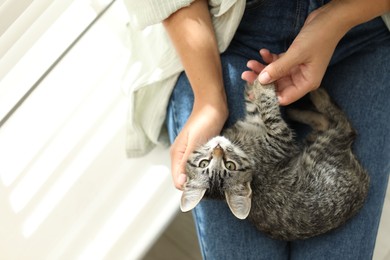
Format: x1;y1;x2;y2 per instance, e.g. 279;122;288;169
250;81;290;134
243;83;261;121
249;80;297;155
286;109;329;142
249;80;283;123
307;88;357;148
310;88;354;134
286;109;329;132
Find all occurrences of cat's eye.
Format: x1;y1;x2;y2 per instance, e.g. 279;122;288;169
225;161;236;171
199;159;210;168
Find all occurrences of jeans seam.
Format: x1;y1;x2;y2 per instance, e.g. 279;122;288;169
193;209;208;260
285;0;302;50
170;94;179;141
245;0;266;10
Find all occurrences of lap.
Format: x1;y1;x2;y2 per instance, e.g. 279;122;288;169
166;6;390;260
193;200;289;259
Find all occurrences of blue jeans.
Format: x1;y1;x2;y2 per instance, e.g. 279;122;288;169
166;0;390;259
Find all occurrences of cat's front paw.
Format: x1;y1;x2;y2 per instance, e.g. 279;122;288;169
246;90;256;101
245;83;255;101
252;80;276;100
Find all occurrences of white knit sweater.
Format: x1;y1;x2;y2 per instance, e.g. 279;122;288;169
122;0;390;157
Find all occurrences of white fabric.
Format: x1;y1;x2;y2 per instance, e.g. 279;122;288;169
383;13;390;29
123;0;194;30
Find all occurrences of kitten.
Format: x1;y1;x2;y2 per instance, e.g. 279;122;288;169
181;80;369;240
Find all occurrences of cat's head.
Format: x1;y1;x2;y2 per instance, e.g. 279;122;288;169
181;136;254;219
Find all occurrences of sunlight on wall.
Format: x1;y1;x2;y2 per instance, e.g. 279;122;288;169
9;39;125;214
0;0;97;187
22;97;125;238
0;1;181;259
0;0;97;125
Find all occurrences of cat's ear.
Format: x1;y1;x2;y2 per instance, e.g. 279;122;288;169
225;182;252;219
180;187;207;212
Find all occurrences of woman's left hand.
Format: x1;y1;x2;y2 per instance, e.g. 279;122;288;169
243;0;390;105
242;3;353;105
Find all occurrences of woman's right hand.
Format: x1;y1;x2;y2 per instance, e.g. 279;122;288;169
163;0;228;189
170;98;228;190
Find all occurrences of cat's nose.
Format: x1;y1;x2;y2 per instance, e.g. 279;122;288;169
212;144;224;158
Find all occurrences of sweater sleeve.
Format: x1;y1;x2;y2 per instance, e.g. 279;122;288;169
382;13;390;30
123;0;195;29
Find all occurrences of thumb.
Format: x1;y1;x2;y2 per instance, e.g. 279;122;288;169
170;133;189;190
178;145;193;181
171;130;199;190
258;50;301;84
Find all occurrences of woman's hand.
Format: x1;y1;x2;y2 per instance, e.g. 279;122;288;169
170;99;227;189
242;0;390;105
242;4;351;105
243;0;390;105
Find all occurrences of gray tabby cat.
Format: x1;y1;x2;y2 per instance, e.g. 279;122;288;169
181;80;369;240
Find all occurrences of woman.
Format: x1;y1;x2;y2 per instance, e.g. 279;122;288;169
126;0;390;258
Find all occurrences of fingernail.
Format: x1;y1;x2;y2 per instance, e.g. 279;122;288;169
259;71;271;84
177;173;187;186
277;95;282;104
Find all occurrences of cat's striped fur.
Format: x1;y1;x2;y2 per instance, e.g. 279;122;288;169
181;80;369;240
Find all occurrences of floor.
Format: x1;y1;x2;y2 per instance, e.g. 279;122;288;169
143;212;202;260
144;182;390;260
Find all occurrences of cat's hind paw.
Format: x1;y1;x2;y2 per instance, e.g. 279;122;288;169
286;108;329;132
309;88;331;112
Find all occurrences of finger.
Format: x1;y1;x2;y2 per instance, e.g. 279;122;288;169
259;50;301;85
241;71;259;83
277;84;311;106
170;150;186;190
246;60;265;74
259;49;279;64
170;133;189;190
175;134;203;189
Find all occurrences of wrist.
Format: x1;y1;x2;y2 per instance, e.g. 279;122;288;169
310;3;352;42
325;0;390;30
193;92;229;121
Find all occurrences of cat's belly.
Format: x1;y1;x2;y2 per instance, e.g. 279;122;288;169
248;184;368;241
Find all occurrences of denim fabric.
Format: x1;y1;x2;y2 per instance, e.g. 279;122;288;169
166;0;390;259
